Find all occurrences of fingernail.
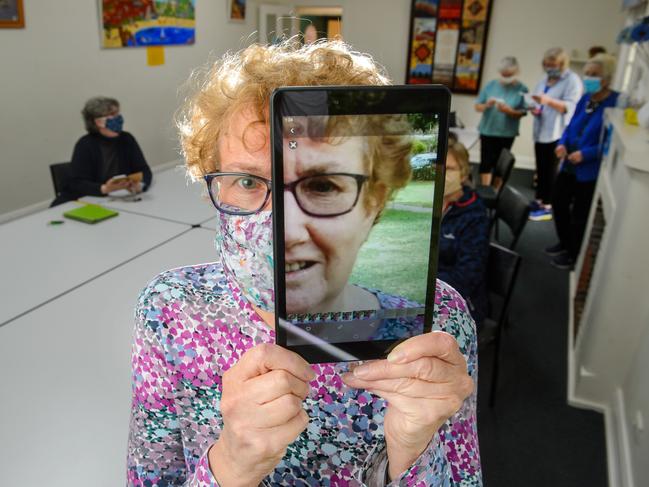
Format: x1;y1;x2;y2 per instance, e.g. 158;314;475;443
353;366;369;378
387;350;406;363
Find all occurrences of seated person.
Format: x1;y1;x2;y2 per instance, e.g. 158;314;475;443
53;97;152;205
438;142;490;328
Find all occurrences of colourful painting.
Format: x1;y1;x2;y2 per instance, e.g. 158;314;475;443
460;20;485;44
438;0;462;19
408;40;434;84
432;20;460;85
414;18;437;41
228;0;246;21
454;43;482;91
406;0;491;94
414;0;438;17
463;0;489;21
0;0;24;28
101;0;195;48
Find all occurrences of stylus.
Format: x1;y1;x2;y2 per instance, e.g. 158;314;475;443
278;318;360;361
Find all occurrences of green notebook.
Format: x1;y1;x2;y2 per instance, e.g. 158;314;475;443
63;204;119;224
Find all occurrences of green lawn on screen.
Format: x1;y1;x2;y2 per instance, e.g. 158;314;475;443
392;181;435;208
350;208;432;303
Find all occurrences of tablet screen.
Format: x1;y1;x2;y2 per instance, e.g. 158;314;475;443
271;87;449;362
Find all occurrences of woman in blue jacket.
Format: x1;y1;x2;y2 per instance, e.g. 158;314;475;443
439;142;490;328
547;54;619;269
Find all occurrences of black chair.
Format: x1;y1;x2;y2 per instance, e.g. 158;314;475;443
475;148;516;210
480;242;522;407
492;185;530;250
49;162;73;207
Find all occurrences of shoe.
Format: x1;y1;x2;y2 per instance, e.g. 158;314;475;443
544;243;565;256
529;208;552;221
528;200;542;211
551;253;574;270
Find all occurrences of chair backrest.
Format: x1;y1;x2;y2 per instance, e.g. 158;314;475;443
493;148;515;182
495;185;530;250
486;242;522;326
49;162;72;197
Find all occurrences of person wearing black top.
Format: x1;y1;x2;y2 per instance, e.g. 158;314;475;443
51;96;152;206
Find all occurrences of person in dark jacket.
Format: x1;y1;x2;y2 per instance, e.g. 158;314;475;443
547;54;619;269
51;96;152;206
438;142;490;328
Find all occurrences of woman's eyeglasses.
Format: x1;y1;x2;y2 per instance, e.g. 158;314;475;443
204;172;369;217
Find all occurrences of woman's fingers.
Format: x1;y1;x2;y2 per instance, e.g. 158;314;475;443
342;373;472;398
256;393;308;427
246;369;311;404
384;331;464;366
264;408;310;446
347;356;461;383
231;343;315;382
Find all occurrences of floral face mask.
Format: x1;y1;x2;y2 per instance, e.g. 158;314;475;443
214;209;275;312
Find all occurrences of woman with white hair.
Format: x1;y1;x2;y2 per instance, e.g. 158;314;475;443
475;56;528;186
54;97;152;206
528;48;583;221
546;53;619;269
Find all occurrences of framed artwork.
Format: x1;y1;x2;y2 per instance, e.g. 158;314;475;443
0;0;24;28
228;0;246;22
100;0;195;48
406;0;493;94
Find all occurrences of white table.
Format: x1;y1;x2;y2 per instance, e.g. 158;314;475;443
0;201;189;326
0;228;217;487
81;166;216;227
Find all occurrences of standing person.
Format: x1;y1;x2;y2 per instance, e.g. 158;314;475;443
126;40;481;485
53;97;152;206
547;54;619;269
528;48;583;221
475;56;528;187
439;142;490;329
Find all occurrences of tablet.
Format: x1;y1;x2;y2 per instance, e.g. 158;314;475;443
270;85;450;363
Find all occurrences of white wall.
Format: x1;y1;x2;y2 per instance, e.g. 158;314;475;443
623;319;649;485
0;0;259;215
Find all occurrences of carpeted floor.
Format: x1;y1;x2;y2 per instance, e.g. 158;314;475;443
475;168;609;487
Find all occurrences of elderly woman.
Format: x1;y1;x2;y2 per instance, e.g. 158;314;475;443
127;41;481;486
547;54;619;269
528;48;583;221
276;114;413;318
55;97;152;206
439;142;489;328
475;56;528;186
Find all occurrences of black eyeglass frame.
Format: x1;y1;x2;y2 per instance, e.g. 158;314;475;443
204;171;369;217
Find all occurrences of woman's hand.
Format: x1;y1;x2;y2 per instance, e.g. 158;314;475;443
567;151;584;164
342;332;473;480
532;94;548;105
496;101;514;115
555;144;568;159
127;181;143;194
100;177;130;195
209;344;314;487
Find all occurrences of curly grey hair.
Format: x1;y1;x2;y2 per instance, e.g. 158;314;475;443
498;56;519;74
81;96;119;133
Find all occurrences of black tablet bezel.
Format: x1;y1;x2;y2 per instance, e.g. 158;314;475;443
270;85;451;363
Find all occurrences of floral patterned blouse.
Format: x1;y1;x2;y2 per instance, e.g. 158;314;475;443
127;263;482;486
